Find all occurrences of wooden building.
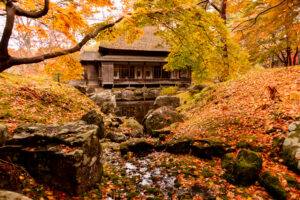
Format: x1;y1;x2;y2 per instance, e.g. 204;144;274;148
80;27;191;88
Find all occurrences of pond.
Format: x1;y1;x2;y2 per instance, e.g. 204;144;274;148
115;100;154;123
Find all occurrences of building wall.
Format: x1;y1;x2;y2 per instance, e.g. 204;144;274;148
85;63;98;88
83;61;191;87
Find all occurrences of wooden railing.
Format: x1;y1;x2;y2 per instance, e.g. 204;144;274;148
114;78;191;83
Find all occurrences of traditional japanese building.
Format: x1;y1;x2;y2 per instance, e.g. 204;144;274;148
80;27;191;88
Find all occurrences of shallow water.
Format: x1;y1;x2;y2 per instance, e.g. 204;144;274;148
115;101;154;123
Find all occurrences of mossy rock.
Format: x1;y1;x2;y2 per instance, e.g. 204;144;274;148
223;149;262;186
120;138;157;155
81;110;105;139
259;171;289;200
143;106;184;135
281;147;299;172
121;118;144;137
191;140;229;159
152;128;171;138
165;137;194;154
233;149;263;186
221;154;235;171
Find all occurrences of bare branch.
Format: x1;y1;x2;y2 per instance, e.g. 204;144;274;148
6;17;124;68
196;0;209;5
197;0;221;13
232;0;286;31
210;2;221;14
15;0;49;18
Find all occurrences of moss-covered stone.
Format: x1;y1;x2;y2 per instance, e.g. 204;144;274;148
143;106;183;135
119;138;157;155
222;149;262;186
0;121;103;195
166;137;194;154
233;149;262;186
259;171;289;200
221;154;235;171
81;110;105;139
152;128;171;138
121;118;144;137
191;140;229;159
153;95;180;108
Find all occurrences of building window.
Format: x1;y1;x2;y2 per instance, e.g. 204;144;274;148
137;71;141;78
129;66;135;79
162;70;171;78
153;66;161;78
120;68;128;79
146;71;151;77
114;69;118;78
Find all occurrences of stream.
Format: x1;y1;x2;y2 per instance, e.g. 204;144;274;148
101;143;216;200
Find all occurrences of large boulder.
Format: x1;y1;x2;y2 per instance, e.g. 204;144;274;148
121;89;135;101
0;121;103;195
0;190;32;200
222;149;262;186
81;110;105;139
282;121;300;172
188;84;208;95
119;138;159;155
259;171;289;200
143;106;184;135
144;88;160;100
153;95;180;108
0;124;8;147
90;90;116;114
166;137;230;158
120;118;144;137
106;131;127;143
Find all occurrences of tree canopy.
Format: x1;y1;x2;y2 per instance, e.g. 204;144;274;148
0;0;299;80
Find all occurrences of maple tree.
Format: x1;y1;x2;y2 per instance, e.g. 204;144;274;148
232;0;300;67
0;0;124;72
124;0;250;82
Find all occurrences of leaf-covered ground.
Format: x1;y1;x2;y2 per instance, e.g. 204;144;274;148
0;73;98;132
1;67;300;199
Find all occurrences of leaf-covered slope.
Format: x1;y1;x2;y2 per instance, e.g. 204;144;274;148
173;66;299;148
167;66;300;199
0;73;98;131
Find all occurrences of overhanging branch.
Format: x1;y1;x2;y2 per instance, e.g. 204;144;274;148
15;0;49;18
197;0;221;13
7;17;124;67
232;0;286;31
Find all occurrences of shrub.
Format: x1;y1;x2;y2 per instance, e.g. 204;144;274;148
160;86;179;96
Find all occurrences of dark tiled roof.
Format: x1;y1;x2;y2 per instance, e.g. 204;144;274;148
99;26;169;52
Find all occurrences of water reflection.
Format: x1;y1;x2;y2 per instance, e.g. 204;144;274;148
115;100;154;123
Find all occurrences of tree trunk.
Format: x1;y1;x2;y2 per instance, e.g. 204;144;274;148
293;47;298;66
